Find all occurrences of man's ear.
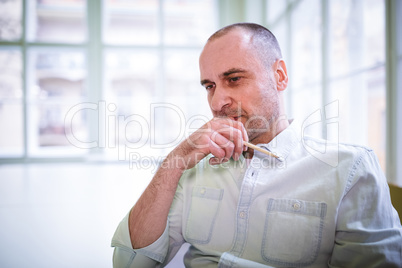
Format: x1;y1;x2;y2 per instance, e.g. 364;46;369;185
274;59;288;91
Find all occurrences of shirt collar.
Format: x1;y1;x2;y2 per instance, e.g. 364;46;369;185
254;119;300;161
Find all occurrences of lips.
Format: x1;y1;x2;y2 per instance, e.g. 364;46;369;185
230;115;242;121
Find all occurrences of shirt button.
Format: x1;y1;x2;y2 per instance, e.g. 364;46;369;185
200;188;206;195
239;211;246;218
293;202;301;210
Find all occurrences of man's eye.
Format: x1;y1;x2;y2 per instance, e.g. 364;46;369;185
229;77;241;82
205;84;214;90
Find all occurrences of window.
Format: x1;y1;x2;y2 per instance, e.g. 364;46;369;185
267;0;387;172
327;0;386;169
0;0;217;160
0;49;23;156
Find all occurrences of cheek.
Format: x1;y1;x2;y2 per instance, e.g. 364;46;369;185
207;92;212;105
247;90;278;117
206;93;215;113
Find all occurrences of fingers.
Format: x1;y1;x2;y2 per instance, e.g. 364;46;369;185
181;117;248;168
210;131;235;161
207;118;248;164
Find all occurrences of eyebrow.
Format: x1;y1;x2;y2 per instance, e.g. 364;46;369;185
200;79;212;86
220;68;247;78
200;68;248;86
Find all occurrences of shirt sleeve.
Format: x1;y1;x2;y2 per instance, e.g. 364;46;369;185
111;211;170;268
111;169;189;268
329;149;402;267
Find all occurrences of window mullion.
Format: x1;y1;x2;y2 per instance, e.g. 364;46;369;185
385;0;402;186
87;0;103;156
285;0;293;118
321;0;329;139
22;0;28;161
158;0;165;99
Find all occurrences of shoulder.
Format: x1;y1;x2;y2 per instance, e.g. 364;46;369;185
301;134;375;167
286;120;374;169
302;136;388;204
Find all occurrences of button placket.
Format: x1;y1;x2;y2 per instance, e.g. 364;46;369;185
229;165;259;258
239;211;246;218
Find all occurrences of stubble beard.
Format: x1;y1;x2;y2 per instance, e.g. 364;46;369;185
245;98;280;143
213;95;280;144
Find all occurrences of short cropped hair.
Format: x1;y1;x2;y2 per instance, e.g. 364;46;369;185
207;23;283;68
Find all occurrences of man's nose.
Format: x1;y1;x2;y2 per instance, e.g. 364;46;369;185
210;86;232;113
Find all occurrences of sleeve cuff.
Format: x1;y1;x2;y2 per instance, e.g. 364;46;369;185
111;211;170;264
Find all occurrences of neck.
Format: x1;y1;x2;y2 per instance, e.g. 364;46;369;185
244;116;289;158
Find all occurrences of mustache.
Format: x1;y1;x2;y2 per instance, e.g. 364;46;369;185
214;106;245;118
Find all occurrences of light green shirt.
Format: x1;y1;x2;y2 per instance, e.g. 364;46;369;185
112;121;402;267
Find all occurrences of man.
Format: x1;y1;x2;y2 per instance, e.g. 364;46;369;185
111;23;402;267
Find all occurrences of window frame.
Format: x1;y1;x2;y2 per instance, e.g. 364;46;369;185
1;0;400;187
0;0;218;163
263;0;401;185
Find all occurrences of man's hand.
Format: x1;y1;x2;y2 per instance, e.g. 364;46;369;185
168;117;249;170
129;118;248;249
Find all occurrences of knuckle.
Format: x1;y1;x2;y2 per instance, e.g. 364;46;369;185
227;142;235;150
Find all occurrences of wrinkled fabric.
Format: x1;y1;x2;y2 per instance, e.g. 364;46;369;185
112;121;402;267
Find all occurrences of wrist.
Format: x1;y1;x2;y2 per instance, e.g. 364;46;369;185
160;153;188;173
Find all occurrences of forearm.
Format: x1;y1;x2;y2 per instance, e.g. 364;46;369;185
129;155;185;249
128;118;247;249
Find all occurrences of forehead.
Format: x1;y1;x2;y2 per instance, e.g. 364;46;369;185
199;31;263;78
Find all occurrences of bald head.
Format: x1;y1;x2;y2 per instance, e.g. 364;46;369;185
206;23;283;70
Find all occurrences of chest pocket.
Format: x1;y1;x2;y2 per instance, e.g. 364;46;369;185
185;186;224;244
262;198;327;267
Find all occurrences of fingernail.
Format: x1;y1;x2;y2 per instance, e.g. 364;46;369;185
209;158;219;165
